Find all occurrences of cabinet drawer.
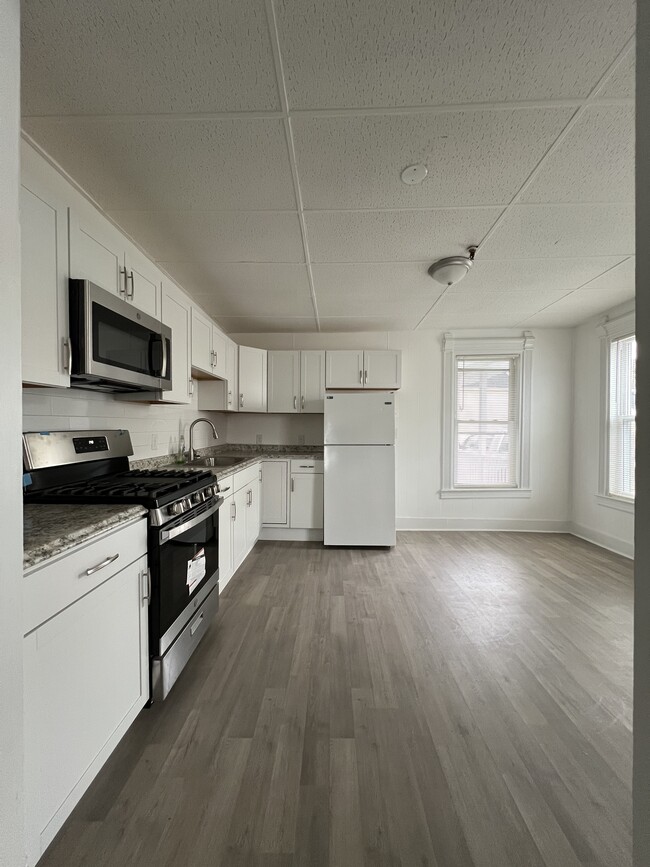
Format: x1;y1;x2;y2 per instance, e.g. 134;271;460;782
215;473;234;496
290;459;324;474
233;462;261;493
24;517;147;635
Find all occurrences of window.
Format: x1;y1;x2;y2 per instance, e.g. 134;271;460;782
455;356;518;487
607;333;636;500
441;334;533;498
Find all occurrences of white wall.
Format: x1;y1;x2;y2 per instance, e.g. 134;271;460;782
226;411;323;446
571;302;635;558
23;389;226;461
232;329;573;531
0;1;25;864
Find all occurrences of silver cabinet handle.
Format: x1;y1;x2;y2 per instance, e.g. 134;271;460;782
189;378;194;396
291;477;295;492
126;270;135;300
119;267;127;295
228;389;232;405
240;393;244;408
259;468;262;481
218;486;231;493
141;568;151;603
214;349;218;368
359;369;363;383
301;395;305;410
364;370;368;384
300;465;315;468
293;395;297;410
63;336;72;373
231;501;236;521
82;553;119;577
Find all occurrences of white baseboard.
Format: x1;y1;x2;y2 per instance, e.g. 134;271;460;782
259;527;323;542
396;517;569;533
568;522;634;559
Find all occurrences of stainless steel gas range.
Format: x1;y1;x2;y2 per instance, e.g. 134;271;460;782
22;429;224;701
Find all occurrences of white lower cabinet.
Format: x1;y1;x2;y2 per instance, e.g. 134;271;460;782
218;489;234;591
260;458;324;535
23;521;148;866
218;466;261;589
290;472;324;529
261;460;288;524
232;485;249;570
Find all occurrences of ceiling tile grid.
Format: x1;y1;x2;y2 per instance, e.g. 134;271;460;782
20;0;636;331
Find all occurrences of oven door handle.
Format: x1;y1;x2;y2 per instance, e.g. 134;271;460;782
160;498;224;544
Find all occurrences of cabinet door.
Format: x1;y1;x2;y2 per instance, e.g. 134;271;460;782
261;461;288;524
212;328;228;379
69;208;124;296
268;351;300;413
124;243;162;319
301;350;326;413
246;476;261;549
325;350;364;389
226;341;238;411
191;308;213;375
161;281;192;404
239;345;267;412
290;474;324;529
20;185;70;388
24;555;148;863
364;350;402;389
219;495;234;591
232;487;249;570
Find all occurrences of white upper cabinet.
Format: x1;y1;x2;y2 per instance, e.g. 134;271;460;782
191;307;213;375
300;350;326;412
160;280;192;405
325;350;365;389
268;350;325;413
239;345;267;412
268;350;301;413
364;350;402;389
20;181;70;388
69;208;161;318
212;327;228;380
325;350;401;389
225;340;238;412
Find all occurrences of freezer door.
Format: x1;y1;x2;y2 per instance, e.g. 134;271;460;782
324;392;395;445
324;445;396;546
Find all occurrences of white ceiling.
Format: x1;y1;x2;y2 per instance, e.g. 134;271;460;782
21;0;636;332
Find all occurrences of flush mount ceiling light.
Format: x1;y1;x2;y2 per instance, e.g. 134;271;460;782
428;246;477;286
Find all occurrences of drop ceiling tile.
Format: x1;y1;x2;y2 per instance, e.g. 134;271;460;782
23;117;296;211
165;262;314;318
21;0;279;114
320;316;420;332
275;0;634;108
109;211;304;264
521;105;634;203
596;50;635;99
520;286;635;326
312;263;442;317
217;317;318;334
306;209;501;263
478;204;634;259
458;256;626;294
418;289;567;329
582;256;635;290
294;109;573;209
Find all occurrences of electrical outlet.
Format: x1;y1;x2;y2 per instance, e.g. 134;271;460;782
151;432;158;450
256;433;263;444
298;434;305;445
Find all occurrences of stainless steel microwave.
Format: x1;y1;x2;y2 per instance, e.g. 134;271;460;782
69;279;172;392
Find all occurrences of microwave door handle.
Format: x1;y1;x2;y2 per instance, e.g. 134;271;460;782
149;334;164;377
161;335;168;379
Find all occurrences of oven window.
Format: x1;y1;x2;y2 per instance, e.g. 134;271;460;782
157;509;219;642
92;302;154;375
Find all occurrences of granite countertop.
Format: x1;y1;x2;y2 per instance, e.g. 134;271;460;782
132;444;324;478
24;504;147;572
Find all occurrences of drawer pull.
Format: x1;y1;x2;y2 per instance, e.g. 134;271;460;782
218;486;231;493
190;612;204;636
300;464;315;468
82;553;119;577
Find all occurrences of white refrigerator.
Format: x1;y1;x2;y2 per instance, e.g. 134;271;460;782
323;392;396;547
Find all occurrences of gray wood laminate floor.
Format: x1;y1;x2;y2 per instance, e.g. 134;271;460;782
40;532;632;867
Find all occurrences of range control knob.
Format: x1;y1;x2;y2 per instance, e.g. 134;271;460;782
169;501;184;516
191;492;202;504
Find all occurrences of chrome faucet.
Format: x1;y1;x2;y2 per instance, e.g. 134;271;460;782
187;418;218;462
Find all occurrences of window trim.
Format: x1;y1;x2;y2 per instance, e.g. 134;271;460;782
598;311;635;505
441;333;534;498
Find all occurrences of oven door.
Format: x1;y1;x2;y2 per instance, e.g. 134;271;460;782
150;498;222;655
70;279;171;391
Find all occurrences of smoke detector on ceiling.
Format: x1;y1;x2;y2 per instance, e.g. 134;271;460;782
428;246;477;286
400;164;428;185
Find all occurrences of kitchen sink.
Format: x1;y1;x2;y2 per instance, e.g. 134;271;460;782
187;456;247;468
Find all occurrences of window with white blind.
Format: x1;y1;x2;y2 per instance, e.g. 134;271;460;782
454;356;519;487
441;334;533;498
607;333;636;500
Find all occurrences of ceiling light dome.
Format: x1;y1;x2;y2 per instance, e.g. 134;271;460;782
428;247;477;286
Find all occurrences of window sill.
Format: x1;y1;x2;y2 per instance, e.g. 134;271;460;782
596;494;634;514
440;488;532;500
